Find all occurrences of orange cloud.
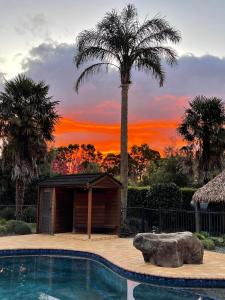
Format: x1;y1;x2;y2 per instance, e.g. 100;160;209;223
54;117;185;154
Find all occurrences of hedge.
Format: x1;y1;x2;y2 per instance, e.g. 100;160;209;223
146;183;182;209
128;186;197;210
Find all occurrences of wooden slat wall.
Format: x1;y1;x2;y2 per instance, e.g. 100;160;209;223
55;188;73;233
74;188;120;232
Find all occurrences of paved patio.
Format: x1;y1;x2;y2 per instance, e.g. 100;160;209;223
0;233;224;280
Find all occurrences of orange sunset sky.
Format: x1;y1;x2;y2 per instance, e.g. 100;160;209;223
1;1;225;154
54;117;184;154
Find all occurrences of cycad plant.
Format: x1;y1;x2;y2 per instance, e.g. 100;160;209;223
0;75;59;218
74;4;181;217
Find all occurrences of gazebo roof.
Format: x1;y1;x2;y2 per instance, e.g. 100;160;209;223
192;170;225;203
39;173;122;188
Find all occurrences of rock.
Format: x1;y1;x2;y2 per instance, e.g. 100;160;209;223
133;231;204;268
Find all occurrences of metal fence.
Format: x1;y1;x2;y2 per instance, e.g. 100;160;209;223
0;205;224;236
123;207;225;236
0;205;37;223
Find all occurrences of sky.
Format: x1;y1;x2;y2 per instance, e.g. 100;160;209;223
1;0;225;154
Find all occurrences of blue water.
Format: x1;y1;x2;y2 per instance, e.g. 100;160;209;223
0;256;215;300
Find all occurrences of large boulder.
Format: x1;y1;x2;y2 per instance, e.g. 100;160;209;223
133;232;204;268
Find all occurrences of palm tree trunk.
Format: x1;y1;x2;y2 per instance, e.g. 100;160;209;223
120;83;129;222
15;179;25;219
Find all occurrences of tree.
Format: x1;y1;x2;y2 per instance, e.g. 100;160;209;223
145;156;190;187
129;144;160;183
52;143;103;174
0;74;59;217
74;4;181;215
102;153;121;177
178;96;225;184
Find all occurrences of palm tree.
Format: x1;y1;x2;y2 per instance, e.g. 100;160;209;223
0;74;59;218
178;96;225;184
74;4;181;218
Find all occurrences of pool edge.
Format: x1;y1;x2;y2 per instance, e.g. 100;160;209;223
0;248;224;288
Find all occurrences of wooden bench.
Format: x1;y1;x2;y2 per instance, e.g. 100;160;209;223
74;224;117;232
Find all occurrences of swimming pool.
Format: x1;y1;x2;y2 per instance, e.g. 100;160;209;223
0;255;217;300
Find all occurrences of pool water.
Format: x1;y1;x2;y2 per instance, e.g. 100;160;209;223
0;256;215;300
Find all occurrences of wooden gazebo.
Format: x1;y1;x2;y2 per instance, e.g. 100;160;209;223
37;173;122;238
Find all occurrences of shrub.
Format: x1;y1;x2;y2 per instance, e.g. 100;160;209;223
14;222;31;235
211;237;225;247
146;183;182;209
194;232;206;240
22;207;36;223
127;187;148;207
0;225;6;235
199;231;210;239
6;220;19;233
0;207;15;220
202;239;215;250
6;220;31;235
128;186;198;211
0;218;7;226
181;187;197;210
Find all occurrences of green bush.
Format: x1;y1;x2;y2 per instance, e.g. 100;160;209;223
147;183;182;209
202;239;215;250
199;231;210;239
0;207;15;220
14;223;31;235
0;218;7;226
6;220;19;233
194;232;206;240
0;225;6;235
181;187;197;210
211;237;225;247
6;220;31;235
128;186;198;210
22;207;36;223
127;187;148;207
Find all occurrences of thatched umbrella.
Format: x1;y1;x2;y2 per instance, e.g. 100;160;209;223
192;170;225;204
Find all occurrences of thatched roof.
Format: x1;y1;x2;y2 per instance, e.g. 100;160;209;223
192;170;225;203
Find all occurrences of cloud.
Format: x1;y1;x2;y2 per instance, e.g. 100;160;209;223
20;42;225;152
14;13;50;39
0;72;5;90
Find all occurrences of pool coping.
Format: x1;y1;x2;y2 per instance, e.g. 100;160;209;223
0;248;224;289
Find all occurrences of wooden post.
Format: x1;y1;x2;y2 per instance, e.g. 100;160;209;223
51;188;56;235
87;188;92;239
36;187;40;233
116;188;121;235
195;202;200;233
73;190;76;233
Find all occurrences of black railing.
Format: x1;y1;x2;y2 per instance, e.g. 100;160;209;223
122;207;225;236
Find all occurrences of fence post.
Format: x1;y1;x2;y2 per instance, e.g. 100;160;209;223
195;203;200;233
141;207;145;232
159;209;162;232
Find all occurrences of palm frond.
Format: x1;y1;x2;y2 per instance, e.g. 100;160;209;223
135;57;165;86
149;46;178;65
75;46;119;67
136;28;181;49
75;63;119;93
136;17;181;41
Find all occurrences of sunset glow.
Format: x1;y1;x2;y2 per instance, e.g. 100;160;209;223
54;117;184;154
